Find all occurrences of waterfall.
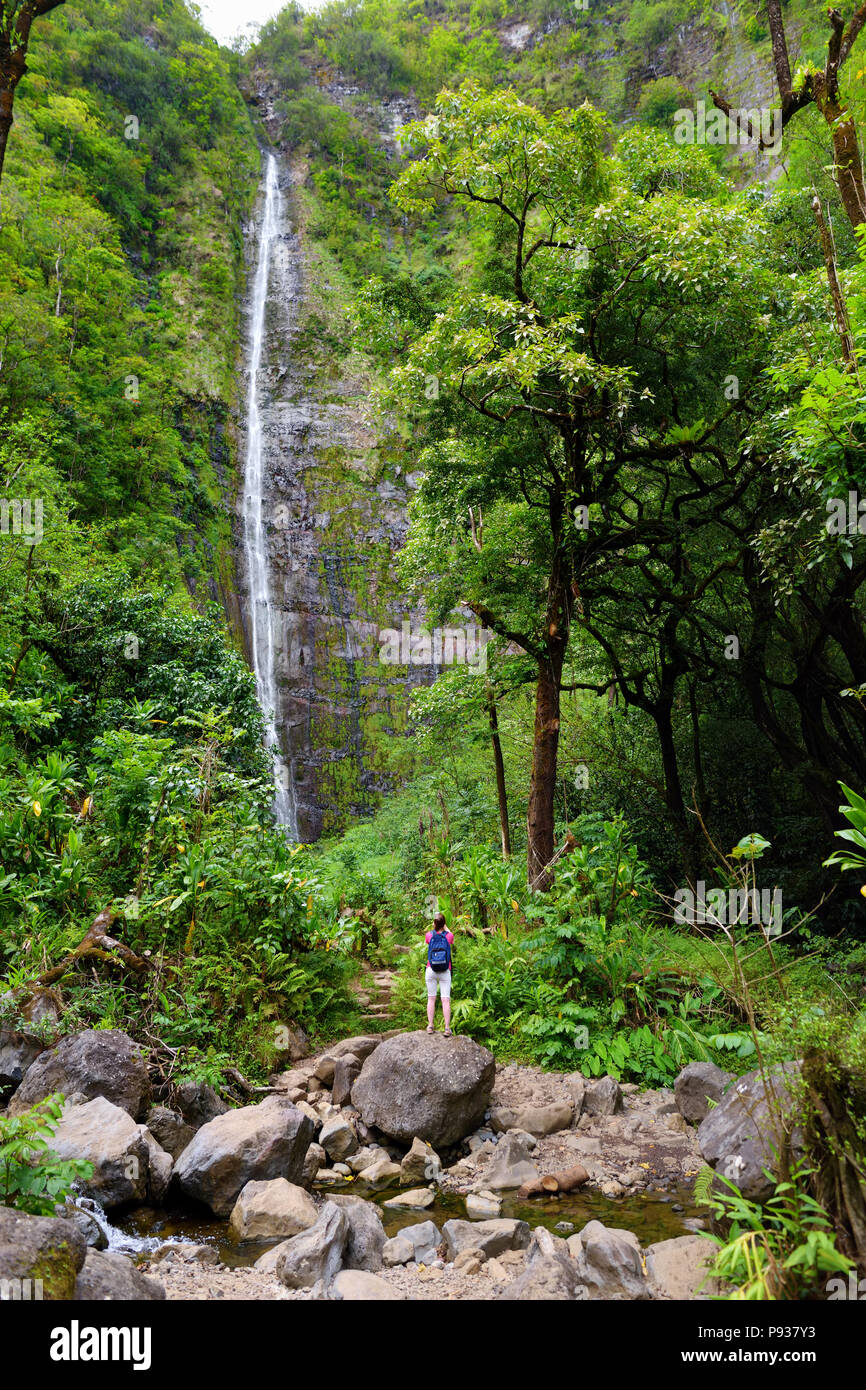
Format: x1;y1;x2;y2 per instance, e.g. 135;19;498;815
242;152;298;837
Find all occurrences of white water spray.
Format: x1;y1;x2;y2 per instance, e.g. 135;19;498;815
242;153;298;836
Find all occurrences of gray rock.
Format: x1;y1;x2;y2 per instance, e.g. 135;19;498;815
142;1129;173;1204
275;1201;348;1289
55;1198;110;1251
49;1097;150;1208
382;1235;415;1266
329;1194;386;1271
351;1031;495;1148
645;1234;722;1299
8;1029;150;1119
483;1131;538;1190
319;1115;358;1161
174;1081;228;1130
675;1062;733;1125
0;1207;87;1299
174;1095;314;1215
500;1228;585;1301
145;1106;195;1160
466;1190;502;1219
331;1269;404;1300
490;1101;573;1136
74;1249;165;1301
0;1028;43;1101
331;1056;362;1108
152;1242;219;1267
442;1218;530;1261
383;1186;434;1211
400;1135;441;1184
392;1220;440;1264
697;1061;805;1201
583;1076;624;1117
228;1178;318;1241
568;1220;649;1298
359;1157;402;1186
302;1142;326;1185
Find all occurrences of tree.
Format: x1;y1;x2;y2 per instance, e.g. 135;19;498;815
711;2;866;229
0;0;64;191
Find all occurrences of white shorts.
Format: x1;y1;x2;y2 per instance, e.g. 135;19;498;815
426;966;452;998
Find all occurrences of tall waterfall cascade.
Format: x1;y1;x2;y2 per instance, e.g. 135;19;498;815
241;152;298;837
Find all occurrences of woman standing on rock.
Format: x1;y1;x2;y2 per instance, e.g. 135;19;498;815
425;913;454;1037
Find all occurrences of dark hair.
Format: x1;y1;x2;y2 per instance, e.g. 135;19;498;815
432;913;447;931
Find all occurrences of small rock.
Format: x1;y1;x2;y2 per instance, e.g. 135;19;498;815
465;1190;502;1219
383;1186;434;1211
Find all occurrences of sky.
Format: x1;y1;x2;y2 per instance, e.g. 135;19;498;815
196;0;308;47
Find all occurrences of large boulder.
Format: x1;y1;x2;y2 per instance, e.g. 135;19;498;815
0;1028;43;1102
0;1207;87;1300
275;1201;348;1289
8;1029;150;1119
174;1096;314;1216
48;1097;150;1208
697;1061;805;1201
442;1218;530;1261
228;1178;318;1241
73;1250;165;1301
489;1101;573;1136
567;1221;649;1299
329;1194;387;1271
351;1031;495;1148
331;1057;362;1108
675;1062;733;1125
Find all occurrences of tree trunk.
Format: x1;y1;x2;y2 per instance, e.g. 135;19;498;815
527;641;566;891
486;687;511;860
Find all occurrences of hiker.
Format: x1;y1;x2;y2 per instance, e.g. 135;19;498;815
425;912;454;1036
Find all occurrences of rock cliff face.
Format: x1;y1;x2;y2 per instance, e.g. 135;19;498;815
234;139;430;841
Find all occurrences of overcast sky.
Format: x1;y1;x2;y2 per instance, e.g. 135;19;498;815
196;0;314;48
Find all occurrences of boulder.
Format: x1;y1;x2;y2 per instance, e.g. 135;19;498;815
346;1145;389;1175
55;1198;110;1251
442;1218;530;1261
674;1062;733;1125
313;1053;340;1087
0;1207;86;1300
174;1081;228;1130
330;1270;404;1300
351;1031;495;1148
382;1235;415;1267
174;1095;314;1216
466;1190;502;1219
329;1194;387;1271
357;1158;401;1187
144;1106;195;1161
499;1235;586;1301
302;1142;326;1186
489;1101;573;1136
568;1220;649;1299
400;1136;441;1184
228;1178;317;1241
483;1131;538;1191
49;1097;150;1208
331;1056;362;1108
392;1220;440;1264
141;1129;173;1204
697;1061;805;1201
0;1028;43;1102
319;1115;358;1161
8;1029;150;1120
383;1187;434;1211
275;1201;348;1289
253;1242;291;1275
583;1076;623;1117
73;1250;165;1301
329;1036;381;1063
645;1234;721;1300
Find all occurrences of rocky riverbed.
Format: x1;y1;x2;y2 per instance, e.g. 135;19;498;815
0;1024;805;1300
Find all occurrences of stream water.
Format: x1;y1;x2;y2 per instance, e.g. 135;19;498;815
112;1180;703;1271
241;151;298;837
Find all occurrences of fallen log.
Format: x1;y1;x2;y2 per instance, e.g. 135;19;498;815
36;908;151;985
517;1164;589;1198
